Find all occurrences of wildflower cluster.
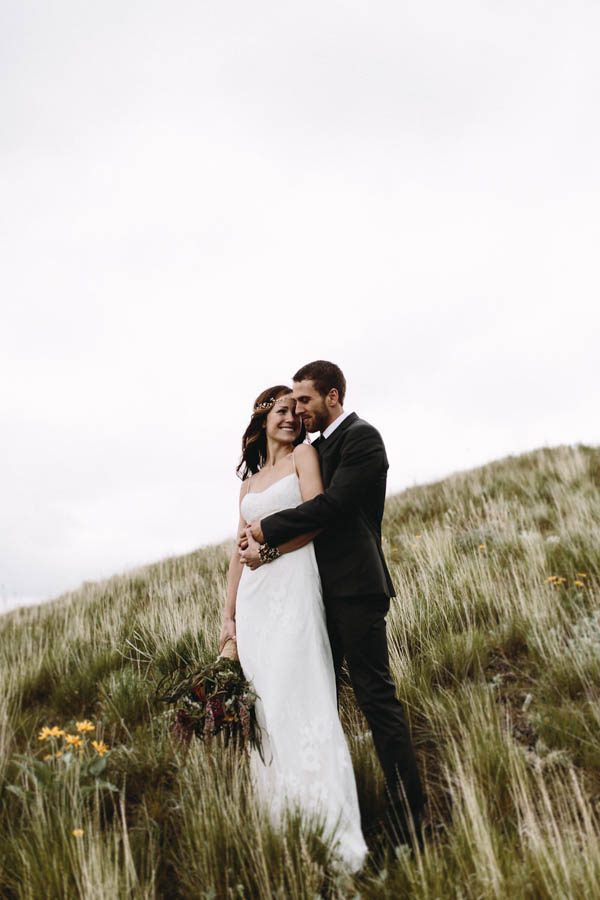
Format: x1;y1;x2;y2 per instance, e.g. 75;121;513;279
37;720;110;761
8;719;117;806
545;572;588;589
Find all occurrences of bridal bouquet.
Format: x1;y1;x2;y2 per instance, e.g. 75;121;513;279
157;639;261;754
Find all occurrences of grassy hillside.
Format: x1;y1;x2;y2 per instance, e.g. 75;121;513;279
1;445;599;899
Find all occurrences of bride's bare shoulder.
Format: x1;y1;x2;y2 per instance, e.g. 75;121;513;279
293;442;319;467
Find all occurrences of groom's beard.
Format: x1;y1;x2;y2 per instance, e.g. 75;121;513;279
304;408;329;434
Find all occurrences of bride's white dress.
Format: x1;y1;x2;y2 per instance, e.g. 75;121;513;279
235;472;368;872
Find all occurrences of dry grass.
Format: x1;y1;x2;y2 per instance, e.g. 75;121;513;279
1;444;599;898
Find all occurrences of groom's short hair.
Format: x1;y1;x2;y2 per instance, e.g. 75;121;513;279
293;360;346;404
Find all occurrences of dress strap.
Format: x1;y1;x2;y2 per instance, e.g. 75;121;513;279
291;449;298;476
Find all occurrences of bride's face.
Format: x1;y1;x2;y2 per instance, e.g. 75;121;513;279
265;395;302;445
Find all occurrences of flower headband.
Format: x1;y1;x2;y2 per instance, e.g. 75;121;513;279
252;395;292;415
252;398;275;414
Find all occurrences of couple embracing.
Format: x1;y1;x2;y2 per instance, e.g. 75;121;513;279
220;360;424;871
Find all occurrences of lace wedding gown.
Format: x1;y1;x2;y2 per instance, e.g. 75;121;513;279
236;472;368;872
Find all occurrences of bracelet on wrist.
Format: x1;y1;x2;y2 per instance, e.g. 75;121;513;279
258;542;281;564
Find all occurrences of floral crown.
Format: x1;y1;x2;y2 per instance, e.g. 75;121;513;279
252;398;276;414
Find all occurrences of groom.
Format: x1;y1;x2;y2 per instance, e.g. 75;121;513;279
244;359;425;841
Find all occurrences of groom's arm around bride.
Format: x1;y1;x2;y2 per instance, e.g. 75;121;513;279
256;413;394;600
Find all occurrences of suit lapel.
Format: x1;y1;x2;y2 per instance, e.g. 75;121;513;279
319;412;358;455
310;435;324;454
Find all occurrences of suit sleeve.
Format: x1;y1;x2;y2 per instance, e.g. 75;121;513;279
261;425;387;546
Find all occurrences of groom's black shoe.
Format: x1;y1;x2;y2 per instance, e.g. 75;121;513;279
382;804;425;853
363;805;425;857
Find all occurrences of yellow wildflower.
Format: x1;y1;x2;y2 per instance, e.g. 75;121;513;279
545;576;557;583
576;572;588;578
91;740;109;757
65;734;83;748
72;829;84;838
478;544;487;551
38;725;65;741
76;720;95;733
574;580;585;588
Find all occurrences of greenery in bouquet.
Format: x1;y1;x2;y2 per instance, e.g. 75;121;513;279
157;651;261;755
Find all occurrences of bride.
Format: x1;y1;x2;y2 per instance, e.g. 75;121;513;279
219;385;367;872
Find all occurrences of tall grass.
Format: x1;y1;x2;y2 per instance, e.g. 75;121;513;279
0;444;598;897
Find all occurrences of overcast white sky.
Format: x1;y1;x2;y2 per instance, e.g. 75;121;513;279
1;1;598;612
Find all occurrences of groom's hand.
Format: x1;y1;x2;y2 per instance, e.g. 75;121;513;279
239;525;263;570
248;519;265;543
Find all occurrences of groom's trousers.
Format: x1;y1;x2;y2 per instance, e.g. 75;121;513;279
324;593;425;826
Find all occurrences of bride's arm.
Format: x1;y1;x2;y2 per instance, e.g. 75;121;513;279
219;482;250;650
240;445;323;570
295;442;325;501
275;443;324;551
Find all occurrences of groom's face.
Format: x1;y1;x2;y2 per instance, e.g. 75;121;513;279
292;379;331;434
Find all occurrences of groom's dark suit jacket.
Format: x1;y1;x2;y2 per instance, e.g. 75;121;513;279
261;413;396;599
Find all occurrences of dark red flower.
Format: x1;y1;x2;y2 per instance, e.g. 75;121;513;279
192;680;206;701
207;698;224;721
173;708;195;743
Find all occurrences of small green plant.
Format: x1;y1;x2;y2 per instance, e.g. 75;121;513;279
8;719;117;803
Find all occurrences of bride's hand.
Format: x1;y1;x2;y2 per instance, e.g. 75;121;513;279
239;526;263;570
219;616;236;652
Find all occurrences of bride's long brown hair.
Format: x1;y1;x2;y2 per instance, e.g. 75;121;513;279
236;385;306;480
